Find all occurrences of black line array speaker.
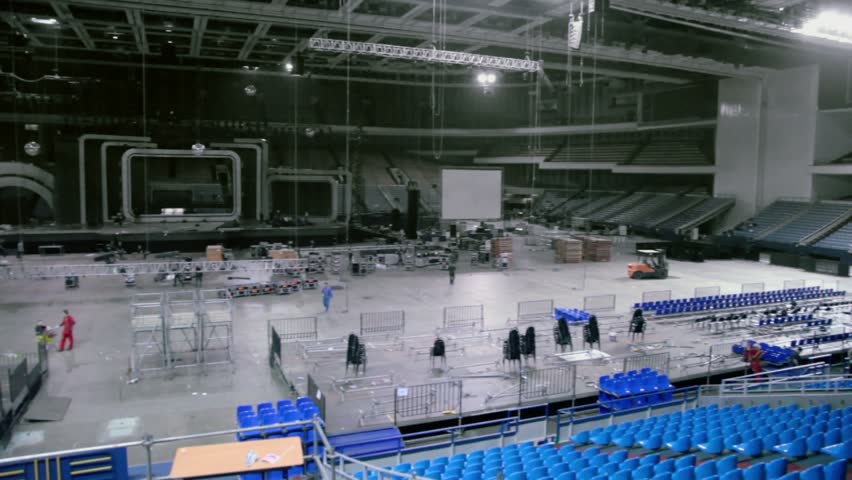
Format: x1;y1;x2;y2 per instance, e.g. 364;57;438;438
405;188;419;240
450;223;457;238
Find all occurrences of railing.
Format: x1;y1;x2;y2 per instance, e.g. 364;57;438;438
555;386;701;443
719;362;834;395
0;418;318;480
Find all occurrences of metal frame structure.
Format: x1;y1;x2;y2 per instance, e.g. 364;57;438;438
120;148;242;223
165;290;201;368
308;37;540;72
516;299;554;322
199;289;234;365
1;258;307;279
360;311;406;338
443;305;485;330
130;293;167;375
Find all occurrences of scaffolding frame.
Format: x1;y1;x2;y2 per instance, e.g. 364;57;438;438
130;293;167;375
165;291;201;369
200;289;234;365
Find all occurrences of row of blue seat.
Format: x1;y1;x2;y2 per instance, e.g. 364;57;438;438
756;314;815;326
599;369;673;411
570;403;850;453
637;287;823;309
732;342;794;365
364;433;847;480
790;332;852;348
634;288;844;317
236;397;322;442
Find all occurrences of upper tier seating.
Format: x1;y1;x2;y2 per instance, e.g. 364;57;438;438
654;197;735;233
586;193;655;222
572;194;624;217
549;144;636;163
761;203;852;246
814;220;852;252
606;194;683;225
730;201;810;239
632;141;710;165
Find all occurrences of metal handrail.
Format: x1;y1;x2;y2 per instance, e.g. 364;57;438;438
721;362;828;385
0;418;317;480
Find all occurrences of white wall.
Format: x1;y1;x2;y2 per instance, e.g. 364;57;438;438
815;110;852;164
758;65;820;206
713;77;763;228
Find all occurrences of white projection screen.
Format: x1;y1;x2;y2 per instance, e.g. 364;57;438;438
441;168;503;220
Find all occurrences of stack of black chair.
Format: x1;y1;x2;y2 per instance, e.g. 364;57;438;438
553;318;572;352
345;334;367;375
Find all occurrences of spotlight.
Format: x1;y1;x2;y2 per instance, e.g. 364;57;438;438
476;72;497;85
244;84;257;96
305;127;317;138
24;141;41;157
30;17;58;25
191;143;206;155
284;62;294;73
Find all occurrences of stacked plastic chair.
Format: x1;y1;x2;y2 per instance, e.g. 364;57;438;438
554;308;592;325
598;368;674;412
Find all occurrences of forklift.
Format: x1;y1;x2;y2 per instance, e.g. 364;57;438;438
628;249;669;279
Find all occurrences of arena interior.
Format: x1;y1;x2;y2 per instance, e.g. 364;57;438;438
0;1;852;480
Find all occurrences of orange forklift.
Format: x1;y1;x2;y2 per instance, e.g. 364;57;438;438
628;249;669;279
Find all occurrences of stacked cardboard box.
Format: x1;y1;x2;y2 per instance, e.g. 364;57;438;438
553;238;582;263
206;245;224;261
490;237;513;257
269;248;299;260
577;236;613;262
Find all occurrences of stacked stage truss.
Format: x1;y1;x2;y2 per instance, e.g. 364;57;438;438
130;293;167;374
130;289;234;377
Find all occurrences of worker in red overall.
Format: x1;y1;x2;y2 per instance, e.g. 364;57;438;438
744;342;764;380
59;309;76;351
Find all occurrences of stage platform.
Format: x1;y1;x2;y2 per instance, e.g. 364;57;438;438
0;236;849;464
0;221;355;253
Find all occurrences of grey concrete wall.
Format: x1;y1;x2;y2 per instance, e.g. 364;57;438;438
758;65;820;206
812;174;852;200
713;77;763;229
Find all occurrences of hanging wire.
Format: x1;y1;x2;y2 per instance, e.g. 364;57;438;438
430;0;445;161
9;0;23;241
344;0;352;247
293;23;300;252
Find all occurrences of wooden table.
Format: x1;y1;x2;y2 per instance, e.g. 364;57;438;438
170;437;304;479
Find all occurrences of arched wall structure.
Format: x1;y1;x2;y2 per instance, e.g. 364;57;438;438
0;162;56;212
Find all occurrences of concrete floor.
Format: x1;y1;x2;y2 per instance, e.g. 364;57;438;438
0;236;849;464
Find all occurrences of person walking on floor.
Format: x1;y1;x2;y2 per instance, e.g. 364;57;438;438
448;263;456;285
59;309;76;351
322;283;334;313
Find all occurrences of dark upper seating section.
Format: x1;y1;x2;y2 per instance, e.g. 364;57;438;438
814;220;852;252
730;201;810;239
632;141;711;165
655;197;734;233
761;203;852;246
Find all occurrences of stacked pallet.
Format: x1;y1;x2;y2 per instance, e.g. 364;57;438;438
553;238;582;263
490;237;513;257
269;248;299;260
577;236;613;262
206;245;224;261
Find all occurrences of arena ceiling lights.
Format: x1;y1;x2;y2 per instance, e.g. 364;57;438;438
307;37;541;73
795;11;852;45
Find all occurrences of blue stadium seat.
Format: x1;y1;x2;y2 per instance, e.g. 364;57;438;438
823;459;846;480
821;439;852;459
694;461;716;480
774;438;807;458
672;466;694;480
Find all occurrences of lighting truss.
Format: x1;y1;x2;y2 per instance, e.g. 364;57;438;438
308;37;540;72
0;259;308;279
